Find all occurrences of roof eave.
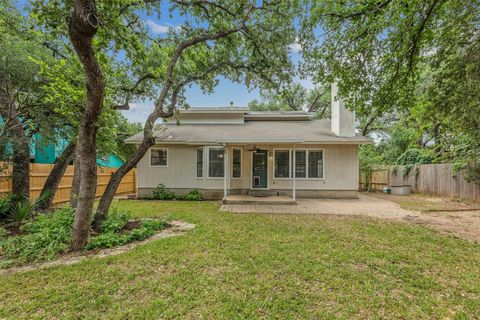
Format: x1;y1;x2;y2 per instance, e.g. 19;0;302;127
125;139;372;145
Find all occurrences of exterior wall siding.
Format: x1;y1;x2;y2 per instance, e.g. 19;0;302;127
137;143;359;198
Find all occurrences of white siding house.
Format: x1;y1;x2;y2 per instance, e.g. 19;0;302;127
126;87;371;200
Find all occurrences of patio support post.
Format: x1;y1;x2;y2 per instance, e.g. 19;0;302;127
223;143;227;199
293;144;296;201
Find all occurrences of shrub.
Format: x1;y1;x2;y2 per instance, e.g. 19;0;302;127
86;219;168;250
152;184;176;200
100;209;132;233
0;193;23;221
184;189;203;201
0;191;52;224
85;233;129;250
140;219;169;230
10;200;32;226
0;207;74;267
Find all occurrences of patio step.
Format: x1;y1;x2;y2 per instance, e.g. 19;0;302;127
223;195;296;205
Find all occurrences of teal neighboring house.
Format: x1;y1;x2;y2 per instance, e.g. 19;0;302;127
1;117;124;168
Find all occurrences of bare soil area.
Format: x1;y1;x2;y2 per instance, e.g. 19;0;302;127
368;193;480;242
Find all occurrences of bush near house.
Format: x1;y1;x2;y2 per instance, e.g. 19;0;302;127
152;184;176;200
152;184;203;201
184;189;203;201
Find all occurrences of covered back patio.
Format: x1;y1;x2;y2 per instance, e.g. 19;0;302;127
219;141;307;204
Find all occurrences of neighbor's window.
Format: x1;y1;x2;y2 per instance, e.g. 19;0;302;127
274;150;290;178
150;148;167;166
196;147;203;178
308;150;324;178
294;150;307;178
208;148;225;178
232;148;242;178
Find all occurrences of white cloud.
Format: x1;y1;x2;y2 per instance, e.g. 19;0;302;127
288;41;302;53
288;37;303;53
145;19;180;34
121;102;153;124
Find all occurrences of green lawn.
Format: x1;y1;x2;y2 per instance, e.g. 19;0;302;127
1;200;479;319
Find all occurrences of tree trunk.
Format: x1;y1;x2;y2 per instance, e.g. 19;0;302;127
70;151;81;208
0;93;30;199
68;0;105;251
37;141;76;211
11;124;30;199
0;130;8;161
93;140;153;231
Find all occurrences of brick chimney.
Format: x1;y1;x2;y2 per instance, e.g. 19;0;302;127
331;83;355;137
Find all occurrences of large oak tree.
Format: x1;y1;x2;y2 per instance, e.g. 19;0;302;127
34;0;298;250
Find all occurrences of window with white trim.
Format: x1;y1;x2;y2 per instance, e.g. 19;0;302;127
232;148;241;178
208;148;224;178
295;150;307;178
196;147;203;178
308;150;324;178
150;148;167;166
274;150;290;178
275;149;324;179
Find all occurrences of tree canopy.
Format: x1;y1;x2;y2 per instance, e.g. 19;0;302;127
298;0;480;166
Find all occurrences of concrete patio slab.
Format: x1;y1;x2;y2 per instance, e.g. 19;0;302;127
223;194;296;205
220;194;415;219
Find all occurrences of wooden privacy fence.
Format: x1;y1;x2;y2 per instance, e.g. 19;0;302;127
360;163;480;202
0;162;136;205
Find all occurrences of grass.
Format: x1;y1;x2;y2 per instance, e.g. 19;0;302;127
1;200;479;319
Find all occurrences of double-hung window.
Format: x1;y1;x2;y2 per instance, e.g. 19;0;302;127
274;150;290;178
208;148;225;178
294;150;307;178
150;148;167;166
275;149;324;179
232;148;242;178
308;150;324;179
196;147;204;178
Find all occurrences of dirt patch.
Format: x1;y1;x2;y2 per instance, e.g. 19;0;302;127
4;225;22;236
0;220;195;276
368;192;480;212
123;220;142;231
366;193;480;243
402;210;480;242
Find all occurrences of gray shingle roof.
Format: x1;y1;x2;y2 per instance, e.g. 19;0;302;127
125;119;371;145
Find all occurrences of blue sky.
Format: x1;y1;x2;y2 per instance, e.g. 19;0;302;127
120;3;308;123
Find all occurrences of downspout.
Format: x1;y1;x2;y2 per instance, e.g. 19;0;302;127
293;144;296;201
223;142;227;199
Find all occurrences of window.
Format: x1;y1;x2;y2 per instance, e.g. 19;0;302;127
274;149;324;179
232;148;242;178
208;148;225;178
308;150;324;178
150;148;167;166
274;150;290;178
196;148;203;178
294;150;307;178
